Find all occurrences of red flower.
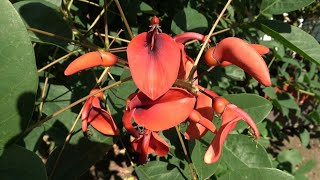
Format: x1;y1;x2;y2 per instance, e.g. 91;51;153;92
127;17;181;100
203;96;260;164
131;129;170;163
124;88;196;131
203;37;271;86
82;89;119;135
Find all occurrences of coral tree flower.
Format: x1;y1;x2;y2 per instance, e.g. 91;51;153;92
82;88;119;135
127;16;181;100
132;129;170;163
204;37;271;86
124;87;196;131
202;94;260;164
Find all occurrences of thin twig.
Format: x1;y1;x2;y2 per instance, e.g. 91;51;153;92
39;75;49;116
78;0;100;7
95;33;130;43
23;76;132;134
27;27;99;50
49;107;83;180
187;0;233;81
38;50;81;72
104;0;110;48
107;29;124;49
114;0;134;39
185;28;231;46
175;126;197;180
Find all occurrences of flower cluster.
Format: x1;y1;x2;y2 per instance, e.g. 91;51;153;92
64;16;271;164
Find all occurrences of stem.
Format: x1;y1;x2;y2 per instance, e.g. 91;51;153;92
185;28;231;46
187;0;233;81
107;29;124;49
97;67;110;84
49;107;83;180
86;8;106;34
104;0;110;48
78;0;100;7
95;33;130;43
38;50;81;72
114;0;134;39
192;66;215;82
174;126;197;180
298;89;315;96
23;76;132;134
267;57;275;68
67;0;74;11
27;27;99;50
39;74;49;117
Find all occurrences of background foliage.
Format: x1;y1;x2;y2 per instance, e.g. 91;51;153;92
1;0;319;179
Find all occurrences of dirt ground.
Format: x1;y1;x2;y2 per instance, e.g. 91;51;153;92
282;136;320;180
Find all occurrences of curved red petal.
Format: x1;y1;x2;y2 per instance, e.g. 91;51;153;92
127;32;181;100
123;110;139;138
204;118;238;164
88;109;119;135
64;52;102;76
250;44;270;55
82;97;93;120
130;88;196;131
204;105;260;164
213;37;271;86
173;32;209;44
149;132;170;156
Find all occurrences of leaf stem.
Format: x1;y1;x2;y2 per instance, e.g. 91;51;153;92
187;0;233;81
174;126;197;180
114;0;134;39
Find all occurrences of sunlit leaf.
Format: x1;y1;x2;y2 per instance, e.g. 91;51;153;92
0;0;38;149
259;20;320;65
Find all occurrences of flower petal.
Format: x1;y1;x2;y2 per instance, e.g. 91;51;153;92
88;109;119;135
130;88;196;131
204;104;260;164
150;132;170;156
212;37;271;86
127;32;181;100
185;91;215;139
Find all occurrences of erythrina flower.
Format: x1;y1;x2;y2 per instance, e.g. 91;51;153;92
132;129;170;163
204;37;271;86
82;88;119;135
124;88;196;131
203;96;260;164
127;16;181;100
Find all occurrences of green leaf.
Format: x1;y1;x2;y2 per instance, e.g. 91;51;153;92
263;87;277;99
46;131;114;180
223;93;273;130
259;20;320;65
299;129;310;147
14;0;73;50
277;149;302;167
221;135;273;170
171;7;208;35
0;144;47;180
135;157;189;180
260;0;314;15
188;139;220;180
0;0;38;149
225;65;245;81
219;167;295;180
20;81;114;179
